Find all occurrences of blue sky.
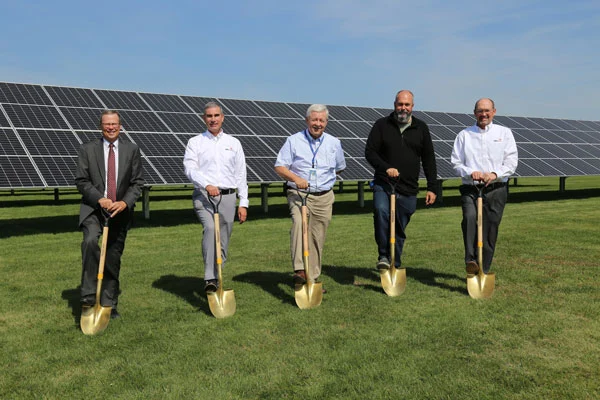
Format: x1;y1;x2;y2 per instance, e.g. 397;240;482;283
1;0;599;120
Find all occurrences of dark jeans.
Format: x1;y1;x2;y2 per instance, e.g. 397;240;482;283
460;184;507;273
373;183;417;267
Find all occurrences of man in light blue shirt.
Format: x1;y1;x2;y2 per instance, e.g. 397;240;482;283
275;104;346;289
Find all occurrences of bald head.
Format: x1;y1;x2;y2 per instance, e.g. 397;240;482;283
474;98;496;129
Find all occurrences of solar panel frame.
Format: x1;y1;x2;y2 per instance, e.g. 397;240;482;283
346;106;384;122
254;101;303;118
0;106;12;127
156;112;206;133
125;132;186;157
59;107;104;130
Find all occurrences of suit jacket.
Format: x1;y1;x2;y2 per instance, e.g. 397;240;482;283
75;137;145;227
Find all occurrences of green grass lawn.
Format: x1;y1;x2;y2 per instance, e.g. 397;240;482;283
1;177;599;399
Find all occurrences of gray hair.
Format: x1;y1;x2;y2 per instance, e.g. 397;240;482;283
203;101;223;114
306;104;329;120
99;110;121;127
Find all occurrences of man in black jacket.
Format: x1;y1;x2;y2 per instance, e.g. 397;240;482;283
365;90;437;270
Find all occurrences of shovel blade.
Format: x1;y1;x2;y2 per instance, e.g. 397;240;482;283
380;267;406;297
208;289;236;318
80;304;112;335
467;272;495;299
295;281;323;309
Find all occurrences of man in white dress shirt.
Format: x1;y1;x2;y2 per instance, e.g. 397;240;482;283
183;102;249;293
274;104;346;290
451;98;518;275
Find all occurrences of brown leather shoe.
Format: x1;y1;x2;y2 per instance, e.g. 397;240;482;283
466;261;480;275
293;270;306;285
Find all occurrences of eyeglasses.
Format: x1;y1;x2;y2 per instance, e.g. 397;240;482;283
102;123;120;127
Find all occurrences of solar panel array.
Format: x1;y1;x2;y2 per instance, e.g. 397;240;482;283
1;81;600;189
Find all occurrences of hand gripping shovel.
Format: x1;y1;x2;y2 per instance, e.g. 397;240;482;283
380;179;407;297
294;190;323;309
81;212;112;335
207;194;236;318
467;183;496;299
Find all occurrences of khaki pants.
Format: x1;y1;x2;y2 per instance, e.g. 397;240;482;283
287;189;334;280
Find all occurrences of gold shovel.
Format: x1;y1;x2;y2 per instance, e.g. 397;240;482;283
467;184;495;299
295;190;323;309
380;180;406;297
207;194;236;318
81;214;112;335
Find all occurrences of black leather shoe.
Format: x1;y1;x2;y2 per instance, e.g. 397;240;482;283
293;270;306;285
80;296;95;307
466;261;480;275
110;309;121;319
205;279;218;293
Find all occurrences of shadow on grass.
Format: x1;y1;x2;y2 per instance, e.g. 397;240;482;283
232;271;296;306
3;187;600;238
152;275;211;316
322;264;469;296
321;264;383;294
408;267;468;295
61;287;83;328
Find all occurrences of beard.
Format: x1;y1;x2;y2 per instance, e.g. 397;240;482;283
395;110;411;124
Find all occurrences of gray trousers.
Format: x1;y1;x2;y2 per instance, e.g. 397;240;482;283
193;190;237;281
460;185;507;273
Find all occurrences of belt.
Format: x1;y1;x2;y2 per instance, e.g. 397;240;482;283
309;189;332;196
463;182;506;191
219;188;236;195
287;188;332;196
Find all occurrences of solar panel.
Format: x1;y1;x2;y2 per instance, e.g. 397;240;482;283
254;101;302;118
237;135;277;158
220;99;268;117
17;130;81;156
1;81;600;190
0;83;52;105
156;112;205;133
339;138;366;158
3;104;68;129
237;116;286;136
125;132;186;157
60;107;103;130
0;128;26;155
0;156;44;188
33;156;78;187
139;93;192;113
346;106;384;122
0;107;12;127
45;86;103;108
339;158;372;181
95;90;151;111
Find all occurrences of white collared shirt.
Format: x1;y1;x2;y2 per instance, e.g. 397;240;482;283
451;122;518;184
103;138;119;198
183;130;249;207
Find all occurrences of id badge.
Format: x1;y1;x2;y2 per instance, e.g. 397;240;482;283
308;168;318;189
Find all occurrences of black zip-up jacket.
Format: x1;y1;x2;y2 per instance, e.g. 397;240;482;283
365;112;437;196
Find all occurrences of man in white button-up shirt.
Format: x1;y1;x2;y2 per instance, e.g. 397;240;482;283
183;102;249;293
451;98;518;275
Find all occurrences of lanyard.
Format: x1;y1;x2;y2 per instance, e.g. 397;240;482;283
304;129;324;168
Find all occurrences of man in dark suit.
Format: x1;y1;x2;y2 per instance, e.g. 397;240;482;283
75;110;145;319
